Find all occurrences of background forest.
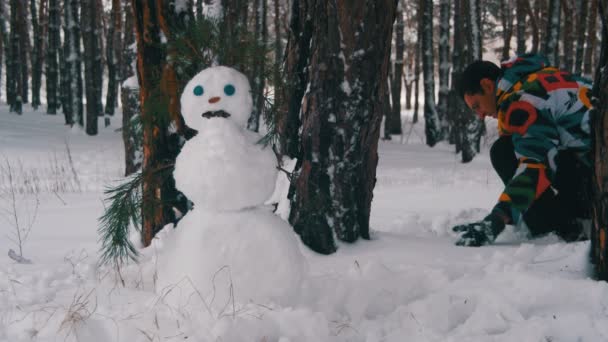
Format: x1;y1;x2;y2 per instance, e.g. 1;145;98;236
3;0;608;341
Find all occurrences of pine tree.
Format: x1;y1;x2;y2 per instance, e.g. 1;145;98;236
438;0;451;138
46;0;60;115
388;3;404;136
516;0;526;54
544;0;561;66
30;0;43;109
575;0;589;75
284;0;398;254
584;0;598;77
499;0;513;60
421;0;440;146
105;0;121;118
83;0;101;135
63;0;83;127
591;0;608;280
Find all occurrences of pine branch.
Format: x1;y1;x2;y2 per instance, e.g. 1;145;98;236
98;171;143;266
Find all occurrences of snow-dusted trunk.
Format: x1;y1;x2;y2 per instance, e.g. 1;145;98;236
219;0;247;69
591;0;608;280
30;0;43;109
584;0;598;76
0;0;6;105
388;5;404;135
46;0;59;114
438;0;450;137
121;0;134;82
413;22;420;124
562;0;575;72
248;0;267;132
134;0;194;246
8;0;25;113
575;0;589;74
543;0;561;66
63;0;83;127
105;0;122;117
18;0;28;105
516;0;526;54
82;0;101;135
461;0;483;162
500;0;513;60
421;0;440;146
526;0;539;53
449;0;467;148
286;0;397;254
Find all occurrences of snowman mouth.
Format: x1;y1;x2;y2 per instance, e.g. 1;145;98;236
202;110;231;119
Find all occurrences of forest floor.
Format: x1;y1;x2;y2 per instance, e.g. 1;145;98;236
1;105;607;342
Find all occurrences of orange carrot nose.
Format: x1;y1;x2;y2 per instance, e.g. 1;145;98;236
208;97;221;104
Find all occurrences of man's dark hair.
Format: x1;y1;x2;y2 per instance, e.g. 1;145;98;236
458;61;503;99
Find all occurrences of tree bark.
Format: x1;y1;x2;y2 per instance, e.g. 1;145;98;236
500;0;513;60
105;0;122;117
516;0;527;54
389;4;404;135
83;0;100;135
286;0;397;254
562;0;575;72
248;0;267;132
438;0;450;138
544;0;561;66
134;0;195;247
584;0;598;76
591;0;608;280
575;0;589;74
421;0;440;146
46;0;61;116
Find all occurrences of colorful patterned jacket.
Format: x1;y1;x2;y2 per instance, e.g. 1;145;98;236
491;54;593;224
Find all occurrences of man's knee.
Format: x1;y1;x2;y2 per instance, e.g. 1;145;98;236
490;136;518;185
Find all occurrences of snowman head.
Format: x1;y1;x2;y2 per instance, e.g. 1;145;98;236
180;66;253;129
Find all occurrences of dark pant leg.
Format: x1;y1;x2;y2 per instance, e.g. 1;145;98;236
490;136;518;186
489;136;571;236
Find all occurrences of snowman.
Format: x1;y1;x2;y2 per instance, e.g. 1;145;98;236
156;66;306;313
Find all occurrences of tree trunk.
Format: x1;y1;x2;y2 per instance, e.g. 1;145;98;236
438;0;450;138
421;0;440;146
526;0;540;53
30;0;44;109
562;0;575;72
544;0;561;66
516;0;526;54
105;0;121;118
500;0;513;60
248;0;266;132
413;21;420;124
122;0;134;82
286;0;397;254
9;0;24;114
0;0;7;104
64;0;83;127
591;0;608;280
19;0;28;105
575;0;589;74
46;0;60;114
83;0;100;135
584;0;598;76
134;0;195;247
389;4;404;135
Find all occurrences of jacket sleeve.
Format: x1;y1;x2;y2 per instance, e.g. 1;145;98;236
492;100;559;224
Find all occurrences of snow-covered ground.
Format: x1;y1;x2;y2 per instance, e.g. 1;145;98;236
1;106;607;342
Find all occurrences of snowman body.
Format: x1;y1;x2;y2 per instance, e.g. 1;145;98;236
157;66;305;310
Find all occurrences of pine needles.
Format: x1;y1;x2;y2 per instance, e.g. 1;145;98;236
98;172;143;266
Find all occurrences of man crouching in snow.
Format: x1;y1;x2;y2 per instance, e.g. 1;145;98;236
452;53;593;247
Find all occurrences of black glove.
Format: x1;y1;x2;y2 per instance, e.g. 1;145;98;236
452;213;506;247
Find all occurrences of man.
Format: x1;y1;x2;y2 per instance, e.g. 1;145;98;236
453;53;593;247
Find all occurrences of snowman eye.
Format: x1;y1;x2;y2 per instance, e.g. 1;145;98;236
224;84;235;96
193;85;204;96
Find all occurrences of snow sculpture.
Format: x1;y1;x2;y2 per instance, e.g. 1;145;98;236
157;66;305;312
